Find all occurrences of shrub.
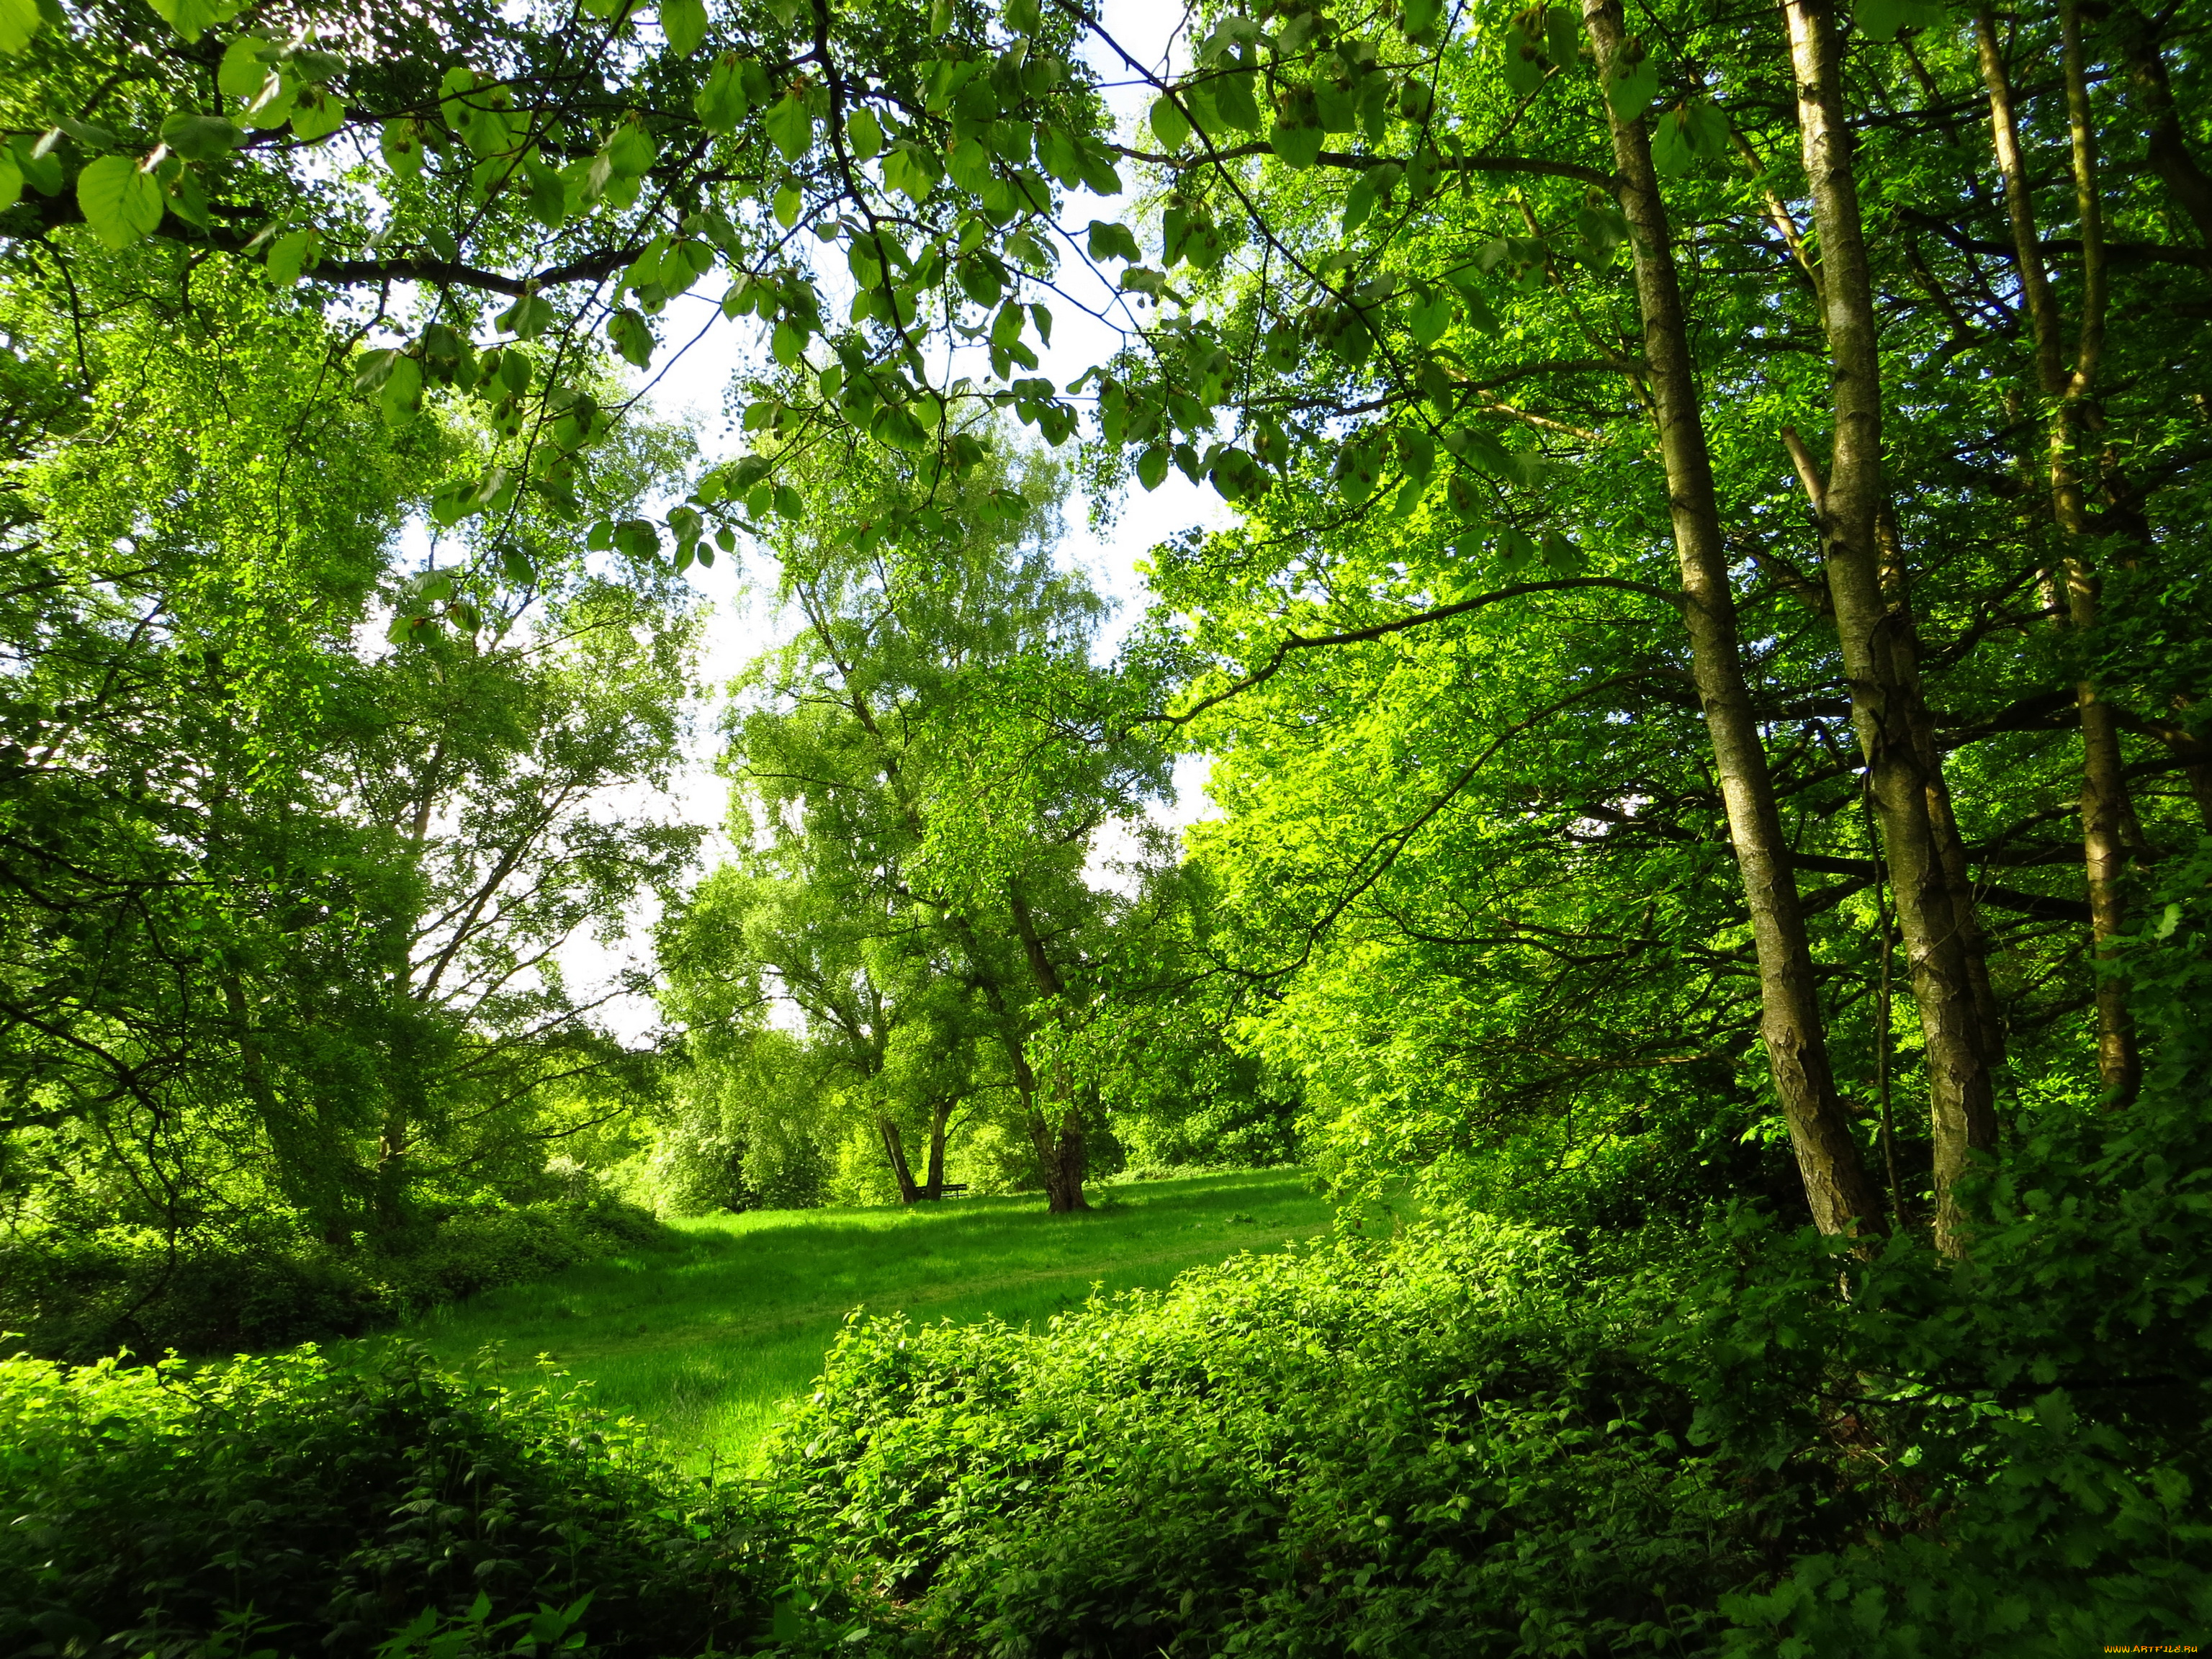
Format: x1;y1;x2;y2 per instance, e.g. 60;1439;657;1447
0;1197;670;1361
0;1341;783;1658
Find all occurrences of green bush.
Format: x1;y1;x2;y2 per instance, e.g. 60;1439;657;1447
0;1198;670;1361
0;1341;782;1658
764;1087;2212;1656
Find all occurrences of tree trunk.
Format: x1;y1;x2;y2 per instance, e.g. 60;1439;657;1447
1975;0;2141;1104
1583;0;1885;1241
878;1115;921;1202
1784;0;1997;1254
920;1097;952;1200
2111;1;2212;250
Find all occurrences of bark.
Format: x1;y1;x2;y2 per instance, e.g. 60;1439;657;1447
1583;0;1886;1241
1976;1;2141;1103
1784;0;1997;1256
920;1098;952;1200
878;1115;921;1202
1007;883;1090;1213
2111;1;2212;250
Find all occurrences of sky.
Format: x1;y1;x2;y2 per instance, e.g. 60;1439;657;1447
554;1;1232;1041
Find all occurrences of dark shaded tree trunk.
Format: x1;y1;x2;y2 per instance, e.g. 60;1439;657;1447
1584;0;1886;1241
1786;0;1997;1254
1975;1;2141;1107
878;1115;921;1203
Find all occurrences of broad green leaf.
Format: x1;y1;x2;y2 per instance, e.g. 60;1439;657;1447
771;319;804;366
1085;220;1141;264
765;91;813;161
379;354;423;424
696;55;751;132
76;156;166;251
1604;43;1660;122
0;149;19;211
380;117;424;177
240;71;296;130
606;121;657;176
523;156;566;226
1136;445;1169;491
217;32;269;97
146;0;240;44
1651;105;1694;176
495;291;556;337
660;0;706;55
9;135;61;194
1205;67;1260;133
161;111;241;161
846;105;883;161
1270;120;1322;169
0;0;42;54
1682;98;1730;158
351;347;403;392
608;306;655;368
264;226;317;285
1406;284;1455;347
773;182;801;228
613;518;661;559
1148;96;1190;150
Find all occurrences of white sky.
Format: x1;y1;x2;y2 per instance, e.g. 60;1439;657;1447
557;1;1231;1041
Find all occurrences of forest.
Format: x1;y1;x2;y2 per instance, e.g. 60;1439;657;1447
0;0;2208;1650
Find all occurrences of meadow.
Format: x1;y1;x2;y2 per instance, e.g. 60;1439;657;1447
397;1168;1334;1466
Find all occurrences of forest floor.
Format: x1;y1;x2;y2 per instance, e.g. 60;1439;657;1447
392;1167;1335;1469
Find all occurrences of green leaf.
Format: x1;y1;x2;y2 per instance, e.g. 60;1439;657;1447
523;156;567;227
1085;219;1141;264
0;150;19;212
846;105;883;161
9;135;60;195
379;354;423;425
217;34;268;99
1206;68;1261;133
1604;42;1660;122
1682;97;1730;158
1270;120;1322;169
351;347;403;392
264;226;317;286
496;290;556;338
76;156;166;251
660;0;706;55
1136;445;1169;491
1148;96;1190;151
1651;106;1694;176
773;182;801;228
1406;284;1455;347
0;0;42;53
608;306;655;369
613;518;662;559
380;117;424;178
765;91;813;161
146;0;240;44
289;86;345;141
606;120;657;176
161;111;241;161
696;55;751;133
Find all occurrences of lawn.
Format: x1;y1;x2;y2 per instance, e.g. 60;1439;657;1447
397;1168;1334;1468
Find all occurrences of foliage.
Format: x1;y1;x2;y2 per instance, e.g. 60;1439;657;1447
0;1341;784;1658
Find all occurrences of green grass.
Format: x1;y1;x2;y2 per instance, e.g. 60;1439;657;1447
397;1169;1334;1469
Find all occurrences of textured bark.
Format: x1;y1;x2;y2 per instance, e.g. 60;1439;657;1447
878;1116;921;1203
1784;0;1996;1255
1583;0;1885;1241
2112;1;2212;251
1976;1;2141;1104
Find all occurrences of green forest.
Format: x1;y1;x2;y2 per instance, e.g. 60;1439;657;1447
1;0;2208;1648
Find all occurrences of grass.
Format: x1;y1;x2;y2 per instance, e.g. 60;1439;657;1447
397;1168;1334;1469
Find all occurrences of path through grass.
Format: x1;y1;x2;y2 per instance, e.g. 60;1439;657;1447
401;1169;1332;1468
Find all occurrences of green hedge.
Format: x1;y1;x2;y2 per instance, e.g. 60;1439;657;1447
0;1199;667;1360
0;1341;783;1658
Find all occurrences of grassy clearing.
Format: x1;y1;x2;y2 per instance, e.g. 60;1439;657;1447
397;1168;1334;1467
